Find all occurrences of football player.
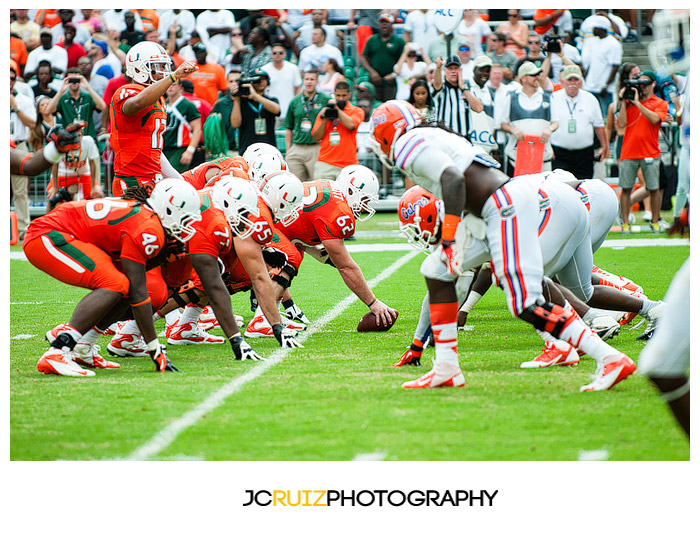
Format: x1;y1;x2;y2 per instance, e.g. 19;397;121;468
10;121;86;176
26;179;201;376
110;41;197;195
370;100;635;391
279;166;397;328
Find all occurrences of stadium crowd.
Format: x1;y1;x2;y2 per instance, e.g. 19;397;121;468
9;9;690;428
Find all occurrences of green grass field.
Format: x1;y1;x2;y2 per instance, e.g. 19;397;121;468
9;213;690;461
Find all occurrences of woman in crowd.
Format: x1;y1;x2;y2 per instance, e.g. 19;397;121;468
496;9;529;60
318;58;346;96
27;95;56;152
393;42;428;101
456;9;491;56
406;79;433;123
234;26;273;76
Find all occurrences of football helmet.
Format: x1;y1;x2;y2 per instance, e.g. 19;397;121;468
242;143;283;165
211;174;260;240
335;165;380;222
398;185;444;253
148;178;202;243
125;41;172;85
249;152;288;186
368;100;422;169
258;171;304;226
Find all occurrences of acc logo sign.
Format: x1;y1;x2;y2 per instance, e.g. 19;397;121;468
400;197;429;220
500;205;515;219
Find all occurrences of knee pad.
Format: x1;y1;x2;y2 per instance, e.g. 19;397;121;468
523;301;574;339
262;246;288;268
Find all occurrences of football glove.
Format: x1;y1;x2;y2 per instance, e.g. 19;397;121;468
149;344;180;372
392;345;422;367
283;304;310;324
439;239;462;275
272;323;304;348
46;121;87;153
230;335;265;361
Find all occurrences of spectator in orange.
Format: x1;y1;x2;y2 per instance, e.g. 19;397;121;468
186;42;228;106
533;9;565;36
11;9;41;52
311;81;364;180
10;36;28;76
34;9;62;28
133;9;160;33
497;10;529;60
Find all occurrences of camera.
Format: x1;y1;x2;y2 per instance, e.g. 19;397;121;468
47;187;73;208
235;76;262;97
622;77;652;100
68;77;81;84
543;34;566;54
324;102;338;119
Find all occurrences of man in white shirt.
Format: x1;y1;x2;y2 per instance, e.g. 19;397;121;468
403;9;438;61
24;28;68;79
262;43;302;123
294;9;340;51
101;9;143;34
196;9;236;63
465;55;498;156
297;27;344;73
158;9;197;50
550;64;608;180
581;16;622;115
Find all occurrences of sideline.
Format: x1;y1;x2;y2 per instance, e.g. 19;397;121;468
125;250;420;461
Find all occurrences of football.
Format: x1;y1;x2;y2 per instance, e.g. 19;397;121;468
357;310;399;332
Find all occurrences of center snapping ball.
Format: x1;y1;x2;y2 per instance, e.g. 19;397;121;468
357;310;399;332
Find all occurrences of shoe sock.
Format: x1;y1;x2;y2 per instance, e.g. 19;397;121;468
559;317;614;365
120;319;141;335
429;302;459;367
164;310;181;326
638;298;655;316
78;327;103;346
179;304;204;327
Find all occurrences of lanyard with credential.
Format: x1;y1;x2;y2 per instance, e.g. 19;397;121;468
248;101;263;116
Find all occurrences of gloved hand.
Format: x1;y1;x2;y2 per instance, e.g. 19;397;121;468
392;344;422;367
439;239;461;275
272;324;304;348
230;334;265;361
149;343;180;372
46;121;87;153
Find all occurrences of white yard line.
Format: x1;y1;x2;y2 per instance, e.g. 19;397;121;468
352;451;388;461
126;250;420;461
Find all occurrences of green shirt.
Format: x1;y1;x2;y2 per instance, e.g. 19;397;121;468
163;96;200;150
363;34;405;77
56;90;99;141
284;91;330;145
211;94;237;151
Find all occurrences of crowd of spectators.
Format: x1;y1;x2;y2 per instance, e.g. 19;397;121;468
10;8;688;235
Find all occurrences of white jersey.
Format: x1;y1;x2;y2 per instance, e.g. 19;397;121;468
392;127;497;198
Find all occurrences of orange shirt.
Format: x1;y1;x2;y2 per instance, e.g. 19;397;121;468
25;198;165;265
133;9;159;32
186;63;227;106
533;9;564;35
281;179;356;246
182;156;249;189
187;189;233;258
313;102;364;168
10;37;28;74
619;95;669;161
110;83;167;184
34;9;61;28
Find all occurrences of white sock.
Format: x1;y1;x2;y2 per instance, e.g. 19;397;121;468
179;304;204;326
165;310;181;326
78;327;103;346
433;322;459;367
120;319;141;335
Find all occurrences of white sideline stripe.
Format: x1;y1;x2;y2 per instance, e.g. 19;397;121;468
12;334;36;340
125;250;420;461
578;449;610;461
352;451;388;461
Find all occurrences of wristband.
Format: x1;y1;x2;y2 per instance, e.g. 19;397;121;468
147;339;160;353
169;73;177;83
185;146;196;153
43;141;63;164
131;297;152;307
441;213;461;242
367;299;377;308
18;153;32;176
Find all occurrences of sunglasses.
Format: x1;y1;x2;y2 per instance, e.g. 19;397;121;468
10;76;17;81
271;51;285;55
528;41;540;45
459;47;470;51
232;32;243;37
508;13;518;17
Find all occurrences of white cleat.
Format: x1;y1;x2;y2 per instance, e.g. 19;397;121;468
637;301;665;341
580;353;636;392
585;314;621;341
107;333;149;357
167;321;225;345
520;341;580;368
71;343;120;369
37;348;95;377
402;362;465;389
245;314;306;338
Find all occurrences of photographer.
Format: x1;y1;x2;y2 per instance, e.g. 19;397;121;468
311;81;364;180
617;71;669;233
230;68;281;156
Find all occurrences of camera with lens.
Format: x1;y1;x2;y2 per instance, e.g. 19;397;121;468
622;77;652;100
235;76;262;97
68;77;81;84
47;186;73;209
324;102;338;119
543;34;566;54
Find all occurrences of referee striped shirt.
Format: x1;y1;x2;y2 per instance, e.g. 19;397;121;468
431;81;470;138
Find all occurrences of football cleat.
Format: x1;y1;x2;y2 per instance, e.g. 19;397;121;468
37;348;95;377
245;315;306;338
637;301;666;341
393;348;422;367
585;314;621;341
71;343;120;369
402;362;465;389
167;321;226;345
580;354;636;392
107;333;149;357
520;341;580;368
283;304;310;324
102;321;126;337
44;323;69;344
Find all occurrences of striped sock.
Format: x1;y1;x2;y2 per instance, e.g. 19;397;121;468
429;302;459;367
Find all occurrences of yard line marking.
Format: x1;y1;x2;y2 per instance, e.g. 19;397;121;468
352;451;388;461
578;449;610;461
11;334;36;340
126;250;420;461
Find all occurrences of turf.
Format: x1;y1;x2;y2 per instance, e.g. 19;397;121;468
9;220;690;461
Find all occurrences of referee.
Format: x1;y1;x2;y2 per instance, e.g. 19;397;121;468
430;55;483;138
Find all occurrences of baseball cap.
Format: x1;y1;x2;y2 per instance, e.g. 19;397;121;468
378;13;394;23
192;42;207;53
252;68;270;80
640;70;657;83
445;55;461;68
473;55;493;69
562;64;583;80
518;61;542;78
590;15;612;30
40;26;52;36
356;80;376;96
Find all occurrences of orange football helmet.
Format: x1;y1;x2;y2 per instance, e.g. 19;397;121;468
368;100;422;168
397;185;444;253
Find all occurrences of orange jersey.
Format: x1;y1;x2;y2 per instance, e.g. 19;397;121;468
182;156;250;190
110;83;167;187
281;179;356;247
187;189;234;258
24;198;165;265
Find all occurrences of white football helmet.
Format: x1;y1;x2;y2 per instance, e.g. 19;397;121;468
125;41;172;85
335;165;380;222
148;178;202;243
248;152;287;186
259;171;304;226
211;174;260;240
242;143;283;165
